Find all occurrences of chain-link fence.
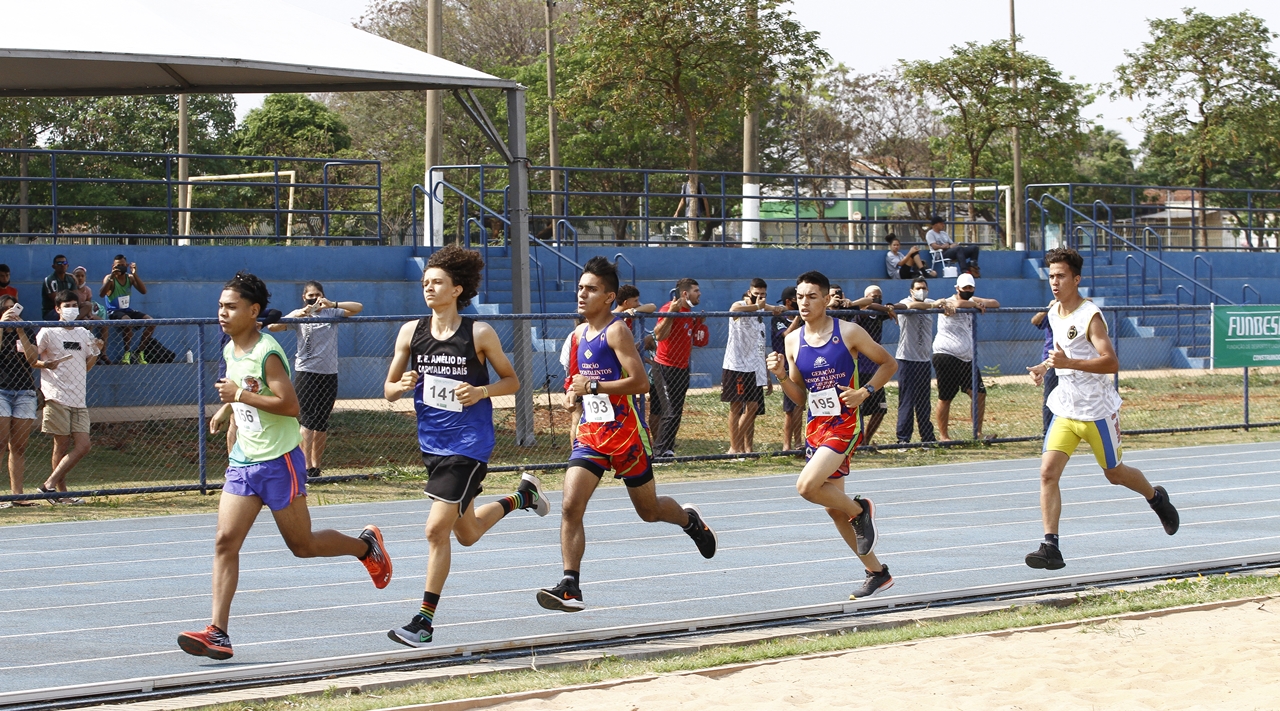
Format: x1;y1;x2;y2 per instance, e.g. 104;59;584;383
0;306;1275;503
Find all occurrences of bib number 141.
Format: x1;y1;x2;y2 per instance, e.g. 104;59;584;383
422;374;463;412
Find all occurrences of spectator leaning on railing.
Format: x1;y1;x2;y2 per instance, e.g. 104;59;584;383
268;281;363;479
723;278;784;454
35;290;103;504
0;295;40;506
932;273;999;441
850;285;896;445
894;277;951;444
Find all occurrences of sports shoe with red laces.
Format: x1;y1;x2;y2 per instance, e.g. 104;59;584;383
359;525;393;589
177;625;233;660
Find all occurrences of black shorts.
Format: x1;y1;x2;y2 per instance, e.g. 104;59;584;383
422;453;487;513
859;386;887;417
720;369;763;402
295;371;338;431
933;353;986;401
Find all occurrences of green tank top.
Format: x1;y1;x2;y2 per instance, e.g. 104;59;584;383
106;276;132;311
223;333;302;465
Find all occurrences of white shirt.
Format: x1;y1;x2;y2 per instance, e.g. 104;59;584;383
36;326;99;408
1046;300;1123;421
896;297;936;362
927;228;953;247
933;303;974;361
559;332;575;372
722;307;767;385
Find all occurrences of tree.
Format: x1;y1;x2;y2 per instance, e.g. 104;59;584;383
1115;9;1280;247
902;40;1090;227
236;93;351;158
563;0;825;237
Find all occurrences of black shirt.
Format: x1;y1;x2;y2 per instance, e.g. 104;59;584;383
0;327;36;391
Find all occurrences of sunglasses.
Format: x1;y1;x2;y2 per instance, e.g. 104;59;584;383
54;261;68;265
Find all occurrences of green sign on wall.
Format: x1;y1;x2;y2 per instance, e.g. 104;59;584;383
1212;304;1280;368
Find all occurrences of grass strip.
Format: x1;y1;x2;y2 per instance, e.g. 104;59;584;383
193;571;1280;711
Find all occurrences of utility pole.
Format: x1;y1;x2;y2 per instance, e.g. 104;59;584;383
545;0;561;228
1009;0;1023;250
741;0;760;247
179;93;190;243
424;0;444;246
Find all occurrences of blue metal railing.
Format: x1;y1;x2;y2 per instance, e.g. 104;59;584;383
0;148;383;243
1025;182;1280;252
1124;255;1145;306
1243;284;1261;304
429;164;1003;248
613;252;638;285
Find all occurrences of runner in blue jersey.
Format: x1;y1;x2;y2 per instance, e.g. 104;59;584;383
766;270;899;599
384;245;549;647
537;257;717;613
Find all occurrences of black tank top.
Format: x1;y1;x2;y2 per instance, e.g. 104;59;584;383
409;316;493;460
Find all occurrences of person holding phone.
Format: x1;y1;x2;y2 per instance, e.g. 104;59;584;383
35;291;103;504
99;254;154;361
723;278;784;454
0;296;42;506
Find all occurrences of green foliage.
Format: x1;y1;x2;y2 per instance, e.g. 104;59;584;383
236;94;351;158
902;40;1091;188
1115;8;1280;193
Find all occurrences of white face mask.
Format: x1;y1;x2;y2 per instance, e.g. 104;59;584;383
912;290;928;301
59;305;79;321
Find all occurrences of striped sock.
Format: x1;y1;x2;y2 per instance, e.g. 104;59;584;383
419;591;440;625
498;490;534;515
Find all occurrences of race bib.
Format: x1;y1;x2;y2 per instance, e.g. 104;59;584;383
582;393;615;423
117;295;130;309
808;387;841;417
231;403;263;433
422;374;463;412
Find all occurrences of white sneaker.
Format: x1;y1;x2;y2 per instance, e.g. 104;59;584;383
519;472;551;517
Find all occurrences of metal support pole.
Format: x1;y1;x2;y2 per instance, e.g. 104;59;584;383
424;0;444;247
1009;0;1022;250
18;135;29;238
545;0;561;221
50;153;57;243
970;313;980;440
196;324;208;494
178;93;190;244
741;0;760;248
508;88;536;447
1244;366;1250;430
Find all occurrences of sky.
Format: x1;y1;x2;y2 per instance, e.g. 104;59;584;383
237;0;1280;150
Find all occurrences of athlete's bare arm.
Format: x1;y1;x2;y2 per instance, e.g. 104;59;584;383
766;329;807;407
383;321;419;402
837;320;897;408
572;320;649;396
1046;312;1118;375
457;321;519;406
213;352;299;417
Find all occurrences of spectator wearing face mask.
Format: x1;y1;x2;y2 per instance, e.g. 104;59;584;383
267;281;362;478
35;290;103;503
850;285;896;445
932;273;999;441
894;278;952;444
0;264;17;302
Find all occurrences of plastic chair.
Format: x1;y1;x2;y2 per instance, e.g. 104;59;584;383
930;249;957;278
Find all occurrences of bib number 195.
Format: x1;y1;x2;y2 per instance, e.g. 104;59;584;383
808;388;841;417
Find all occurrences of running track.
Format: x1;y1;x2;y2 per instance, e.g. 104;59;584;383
2;441;1278;694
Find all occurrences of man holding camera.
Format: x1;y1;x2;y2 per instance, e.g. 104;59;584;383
723;279;784;454
100;255;154;362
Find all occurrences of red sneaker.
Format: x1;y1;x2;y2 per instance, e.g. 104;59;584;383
358;525;393;589
177;625;233;660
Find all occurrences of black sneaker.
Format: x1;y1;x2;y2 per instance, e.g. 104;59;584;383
537;576;585;612
1149;486;1179;535
849;565;894;599
682;503;717;559
518;472;550;517
306;467;321;478
1025;542;1066;570
849;495;876;556
387;614;433;647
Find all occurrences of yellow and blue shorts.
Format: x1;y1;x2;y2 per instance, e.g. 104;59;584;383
1044;412;1123;470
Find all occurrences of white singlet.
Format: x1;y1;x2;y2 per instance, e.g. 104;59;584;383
1046;300;1122;421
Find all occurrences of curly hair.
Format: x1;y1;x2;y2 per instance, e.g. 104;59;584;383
224;271;271;311
426;244;485;308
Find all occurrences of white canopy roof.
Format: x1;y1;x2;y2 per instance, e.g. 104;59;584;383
0;0;515;97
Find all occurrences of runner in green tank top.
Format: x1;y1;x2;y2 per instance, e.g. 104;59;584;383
177;272;394;661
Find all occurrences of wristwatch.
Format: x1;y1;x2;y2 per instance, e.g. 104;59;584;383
864;384;877;396
588;380;599;395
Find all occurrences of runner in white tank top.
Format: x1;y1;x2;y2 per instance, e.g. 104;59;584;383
1024;248;1180;572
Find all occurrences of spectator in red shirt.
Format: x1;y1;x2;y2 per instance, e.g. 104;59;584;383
650;278;701;457
0;265;16;302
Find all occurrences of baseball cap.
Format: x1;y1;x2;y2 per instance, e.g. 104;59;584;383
778;286;796;304
73;266;87;274
956;273;976;289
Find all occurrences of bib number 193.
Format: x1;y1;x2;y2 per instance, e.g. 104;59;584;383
808;388;840;417
582;393;614;423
